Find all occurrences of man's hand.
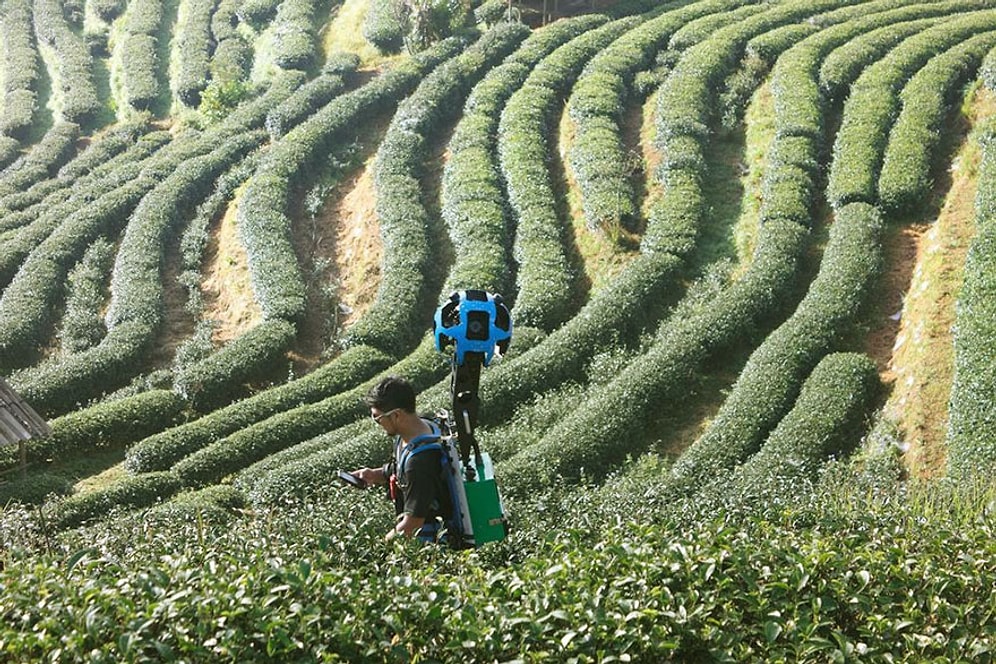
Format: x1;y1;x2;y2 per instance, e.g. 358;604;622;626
388;513;426;540
353;467;386;486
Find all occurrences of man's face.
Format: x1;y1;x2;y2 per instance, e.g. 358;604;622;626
370;407;399;435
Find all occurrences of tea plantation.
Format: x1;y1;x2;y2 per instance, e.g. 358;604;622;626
1;0;996;660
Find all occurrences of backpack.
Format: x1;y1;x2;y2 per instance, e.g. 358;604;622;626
394;413;507;549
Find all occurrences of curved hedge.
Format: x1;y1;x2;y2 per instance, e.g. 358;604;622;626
129;344;393;472
827;11;996;208
53;471;181;529
170;335;450;487
0;76;302;376
362;0;403;53
238;37;465;326
172;0;216;106
947;118;996;479
568;0;750;235
264;53;359;139
32;0;100;123
818;0;994;99
172;319;298;411
499;16;641;331
878;31;996;214
442;15;607;297
341;24;528;357
6;133;265;415
0;0;40;138
664;202;883;496
57;237;115;354
0;130;171;289
270;0;318;70
7;389;184;470
720;352;880;498
0;122;80;198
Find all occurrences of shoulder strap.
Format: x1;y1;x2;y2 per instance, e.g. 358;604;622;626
397;420;443;471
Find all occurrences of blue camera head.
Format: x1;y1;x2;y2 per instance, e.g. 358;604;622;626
434;290;512;366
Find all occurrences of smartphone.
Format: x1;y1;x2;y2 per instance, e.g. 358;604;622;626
338;469;366;489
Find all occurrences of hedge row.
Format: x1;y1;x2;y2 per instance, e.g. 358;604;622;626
647;0;844;256
170;335;451;487
57;237;114;355
947;118;996;479
270;0;318;70
264;53;359;139
177;151;264;317
5;128;258;415
53;471;181;529
827;11;996;209
211;0;252;83
717;352;880;501
0;389;185;474
172;0;216;106
15;136;273;411
0;122;80;199
818;0;993;100
171;319;298;411
363;0;403;53
499;16;642;331
0;135;19;170
497;213;810;497
568;0;749;235
237;36;465;327
128;344;393;472
0;77;303;376
477;252;682;427
32;0;100;122
341;24;528;357
56;118;152;182
235;325;551;503
117;0;165;110
664;202;883;495
0;0;39;138
441;15;607;297
235;0;280;27
241;421;383;505
983;42;996;88
106;131;266;333
0;130;172;288
878;31;996;214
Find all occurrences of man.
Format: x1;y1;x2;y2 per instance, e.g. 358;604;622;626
352;376;453;543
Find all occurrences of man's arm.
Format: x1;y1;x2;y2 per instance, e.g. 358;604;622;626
386;513;427;541
353;466;387;486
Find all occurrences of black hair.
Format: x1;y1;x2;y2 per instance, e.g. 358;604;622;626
363;375;416;413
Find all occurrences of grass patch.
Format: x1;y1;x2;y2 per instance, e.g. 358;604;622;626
876;84;995;479
321;0;404;69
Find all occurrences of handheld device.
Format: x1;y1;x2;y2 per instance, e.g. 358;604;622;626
337;469;366;489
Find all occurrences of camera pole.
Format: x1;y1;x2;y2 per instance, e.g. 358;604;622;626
433;290;512;476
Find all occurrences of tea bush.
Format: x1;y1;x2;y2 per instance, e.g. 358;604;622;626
32;0;100;122
0;122;79;198
878;31;996;214
57;238;115;354
499;16;640;331
129;344;393;472
442;16;605;297
270;0;318;70
363;0;403;53
342;25;527;357
947;117;996;479
0;0;39;138
172;0;216;106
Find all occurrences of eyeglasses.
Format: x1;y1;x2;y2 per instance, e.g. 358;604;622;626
371;408;399;423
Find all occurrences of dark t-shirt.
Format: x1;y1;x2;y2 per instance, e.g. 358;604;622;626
397;447;449;520
382;422;452;522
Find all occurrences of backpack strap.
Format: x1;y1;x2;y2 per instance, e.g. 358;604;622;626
396;420;442;472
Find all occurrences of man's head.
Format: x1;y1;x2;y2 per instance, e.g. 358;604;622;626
364;376;415;429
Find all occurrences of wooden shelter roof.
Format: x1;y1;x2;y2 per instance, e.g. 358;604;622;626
0;377;50;447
